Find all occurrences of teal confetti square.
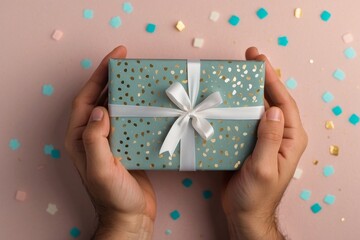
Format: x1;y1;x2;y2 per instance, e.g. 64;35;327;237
9;139;20;150
278;36;289;46
322;91;334;103
256;8;268;19
344;47;357;59
349;114;359;125
333;69;345;81
70;227;81;238
81;59;92;69
320;10;331;21
203;190;213;200
182;178;193;188
285;78;297;89
83;9;93;19
300;190;311;201
123;2;133;13
228;15;240;26
170;210;180;220
324;194;336;205
44;145;54;155
323;165;335;177
146;23;156;33
165;229;172;235
51;149;61;159
332;106;343;116
109;16;122;28
42;84;54;96
311;203;322;214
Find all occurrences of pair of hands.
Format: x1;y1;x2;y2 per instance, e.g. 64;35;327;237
65;46;307;240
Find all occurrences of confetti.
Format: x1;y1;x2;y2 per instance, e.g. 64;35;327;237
320;10;331;22
342;33;354;43
275;69;282;78
349;114;359;125
182;178;192;188
123;2;133;14
42;84;54;96
9;139;21;150
293;168;303;179
332;106;343;116
203;190;213;200
311;203;322;214
309;59;314;64
51;149;61;159
44;144;54;155
256;8;268;19
228;15;240;26
333;69;345;81
322;91;334;103
170;210;180;220
146;23;156;33
300;190;311;201
325;120;334;129
209;11;220;22
15;190;27;202
176;21;185;32
278;36;289;46
341;217;346;222
313;160;319;165
285;78;297;89
109;16;122;28
294;8;302;18
165;229;172;235
46;203;58;215
324;194;336;205
81;59;92;69
329;145;339;156
193;38;204;48
344;47;356;59
83;9;93;19
51;30;63;41
70;227;81;238
323;165;335;177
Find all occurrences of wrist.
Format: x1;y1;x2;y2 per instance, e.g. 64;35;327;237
93;213;154;240
226;212;284;240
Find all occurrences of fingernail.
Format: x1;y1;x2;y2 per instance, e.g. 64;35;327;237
266;107;281;121
90;108;103;122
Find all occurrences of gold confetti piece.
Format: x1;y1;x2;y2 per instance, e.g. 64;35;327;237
313;160;319;165
341;217;346;222
294;8;302;18
329;145;339;156
275;68;281;79
176;20;185;32
325;120;335;129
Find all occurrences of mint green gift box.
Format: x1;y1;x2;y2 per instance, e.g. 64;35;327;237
108;59;265;171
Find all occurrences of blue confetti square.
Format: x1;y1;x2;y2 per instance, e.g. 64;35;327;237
228;15;240;26
146;23;156;33
324;194;336;205
349;114;359;125
123;2;133;14
323;165;335;177
300;190;311;201
44;145;54;155
322;91;334;103
320;10;331;22
344;47;357;59
83;9;93;19
203;190;213;200
182;178;193;188
333;69;345;81
81;59;92;69
70;227;81;238
285;78;297;89
311;203;322;214
278;36;289;46
9;139;21;150
332;106;343;116
256;8;268;19
109;16;122;28
170;210;180;220
51;149;61;159
42;84;54;96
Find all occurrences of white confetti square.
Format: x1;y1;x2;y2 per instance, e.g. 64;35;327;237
342;33;354;43
293;168;303;179
46;203;58;215
209;11;220;22
52;30;63;41
193;38;204;48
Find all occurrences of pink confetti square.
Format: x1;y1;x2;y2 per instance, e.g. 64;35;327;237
52;30;63;41
15;190;27;201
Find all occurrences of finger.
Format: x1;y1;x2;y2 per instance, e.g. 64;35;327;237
245;46;259;60
250;107;284;180
82;107;114;179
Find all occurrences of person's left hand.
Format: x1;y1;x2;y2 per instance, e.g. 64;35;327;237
65;46;156;240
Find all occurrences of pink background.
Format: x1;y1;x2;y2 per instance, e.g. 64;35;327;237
1;0;359;239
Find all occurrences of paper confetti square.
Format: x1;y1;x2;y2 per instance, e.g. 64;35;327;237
293;168;303;179
70;227;81;238
228;15;240;26
344;47;357;59
323;165;335;177
324;194;336;205
52;30;63;41
46;203;58;215
256;8;268;19
300;190;311;201
165;229;172;235
294;8;302;18
42;84;54;96
83;9;93;19
325;120;335;129
193;38;204;48
322;91;334;103
311;203;322;214
349;114;359;125
15;190;27;201
170;210;180;220
203;190;213;200
123;2;133;14
332;106;343;116
342;33;354;43
176;21;185;32
51;149;61;159
146;23;156;33
9;139;20;150
329;145;339;156
109;16;122;28
278;36;289;46
286;78;297;89
44;145;54;155
320;10;331;22
81;59;92;69
333;69;345;81
209;11;220;22
182;178;192;188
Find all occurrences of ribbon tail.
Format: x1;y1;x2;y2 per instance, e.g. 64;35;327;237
180;123;196;171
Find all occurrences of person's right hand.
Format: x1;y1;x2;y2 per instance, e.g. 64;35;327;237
222;47;308;240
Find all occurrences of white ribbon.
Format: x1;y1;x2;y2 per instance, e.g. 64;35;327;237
109;60;264;171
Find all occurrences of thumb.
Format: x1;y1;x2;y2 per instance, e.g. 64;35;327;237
82;106;114;177
250;107;284;171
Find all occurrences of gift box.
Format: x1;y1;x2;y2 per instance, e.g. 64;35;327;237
108;59;265;171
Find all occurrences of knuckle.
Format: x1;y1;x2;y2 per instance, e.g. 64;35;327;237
253;165;275;182
71;97;82;110
82;128;97;146
260;130;283;143
87;169;111;186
